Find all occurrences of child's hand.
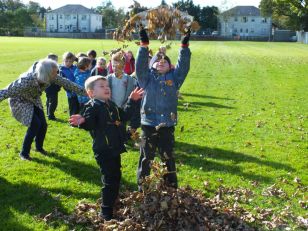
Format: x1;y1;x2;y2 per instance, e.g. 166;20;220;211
129;87;144;101
69;114;85;126
181;27;191;47
139;24;149;46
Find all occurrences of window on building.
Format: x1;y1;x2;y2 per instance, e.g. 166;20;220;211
50;15;54;20
234;17;238;22
59;15;63;19
234;28;237;33
73;15;76;19
81;15;87;20
251;18;255;22
246;28;248;33
240;28;243;33
262;18;267;23
243;17;247;23
65;25;69;30
251;28;254;33
65;15;70;20
59;25;63;29
82;27;87;31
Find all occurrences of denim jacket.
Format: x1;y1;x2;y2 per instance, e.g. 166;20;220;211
136;47;191;127
59;64;77;98
74;68;90;104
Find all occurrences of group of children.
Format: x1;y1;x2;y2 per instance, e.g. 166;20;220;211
44;49;137;121
2;27;191;221
69;27;191;220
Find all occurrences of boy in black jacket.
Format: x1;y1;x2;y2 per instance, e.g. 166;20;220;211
69;76;143;220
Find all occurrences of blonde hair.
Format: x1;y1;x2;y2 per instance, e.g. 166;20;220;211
111;51;125;65
84;76;107;91
35;59;58;83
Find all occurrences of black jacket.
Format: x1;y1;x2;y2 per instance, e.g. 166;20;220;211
80;98;136;160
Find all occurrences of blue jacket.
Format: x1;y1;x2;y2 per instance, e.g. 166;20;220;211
136;47;191;127
59;64;77;98
74;68;90;104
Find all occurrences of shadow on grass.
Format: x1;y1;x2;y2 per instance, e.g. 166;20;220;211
32;151;137;191
181;93;234;101
0;177;65;230
175;141;295;183
178;101;235;111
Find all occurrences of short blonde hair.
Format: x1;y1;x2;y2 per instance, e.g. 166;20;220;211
35;59;58;83
84;76;107;91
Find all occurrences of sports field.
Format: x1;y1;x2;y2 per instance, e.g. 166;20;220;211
0;37;307;230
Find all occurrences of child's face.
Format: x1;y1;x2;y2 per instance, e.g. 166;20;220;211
112;60;124;77
88;79;111;101
97;60;106;69
153;59;170;74
64;59;74;68
126;52;133;60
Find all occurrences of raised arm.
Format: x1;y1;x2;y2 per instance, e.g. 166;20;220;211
135;26;151;87
54;75;86;96
173;29;192;89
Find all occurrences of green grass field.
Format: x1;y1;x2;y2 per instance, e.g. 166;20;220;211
0;37;307;230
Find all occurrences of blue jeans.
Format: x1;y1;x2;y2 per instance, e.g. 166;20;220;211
20;106;47;157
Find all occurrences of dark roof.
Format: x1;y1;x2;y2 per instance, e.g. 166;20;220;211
221;6;260;16
48;4;97;14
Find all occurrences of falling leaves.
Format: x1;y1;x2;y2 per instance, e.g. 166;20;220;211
113;4;200;44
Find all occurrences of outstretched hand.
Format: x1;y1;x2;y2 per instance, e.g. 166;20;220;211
181;27;191;46
129;87;144;101
69;114;85;126
139;24;149;45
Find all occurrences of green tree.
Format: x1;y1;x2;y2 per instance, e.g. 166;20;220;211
260;0;308;30
173;0;218;31
96;0;126;29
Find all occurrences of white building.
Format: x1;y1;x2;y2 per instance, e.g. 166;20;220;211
46;4;102;33
219;6;271;37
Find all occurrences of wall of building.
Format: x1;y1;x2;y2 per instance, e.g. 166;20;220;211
219;16;271;37
46;12;102;33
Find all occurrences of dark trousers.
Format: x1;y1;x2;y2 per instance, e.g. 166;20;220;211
20;106;47;157
46;93;58;119
96;155;121;219
137;125;178;188
68;96;80;115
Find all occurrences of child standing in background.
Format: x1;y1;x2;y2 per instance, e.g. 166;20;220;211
59;52;79;115
91;57;108;77
45;53;61;120
74;57;92;110
123;50;135;75
87;50;97;71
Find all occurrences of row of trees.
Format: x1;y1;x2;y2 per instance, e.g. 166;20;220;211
259;0;308;31
0;0;219;36
0;0;47;35
1;0;307;36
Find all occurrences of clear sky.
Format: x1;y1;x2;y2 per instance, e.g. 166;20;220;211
21;0;261;11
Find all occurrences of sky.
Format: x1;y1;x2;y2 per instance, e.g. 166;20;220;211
21;0;261;11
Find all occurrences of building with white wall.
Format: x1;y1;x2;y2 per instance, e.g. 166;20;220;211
46;4;102;33
219;6;271;38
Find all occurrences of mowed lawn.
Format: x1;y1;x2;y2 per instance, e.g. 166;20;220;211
0;37;307;230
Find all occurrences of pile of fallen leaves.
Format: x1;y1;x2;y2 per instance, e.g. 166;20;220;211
113;4;200;43
39;162;307;230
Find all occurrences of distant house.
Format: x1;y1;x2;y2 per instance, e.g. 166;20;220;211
46;4;102;33
218;6;271;38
